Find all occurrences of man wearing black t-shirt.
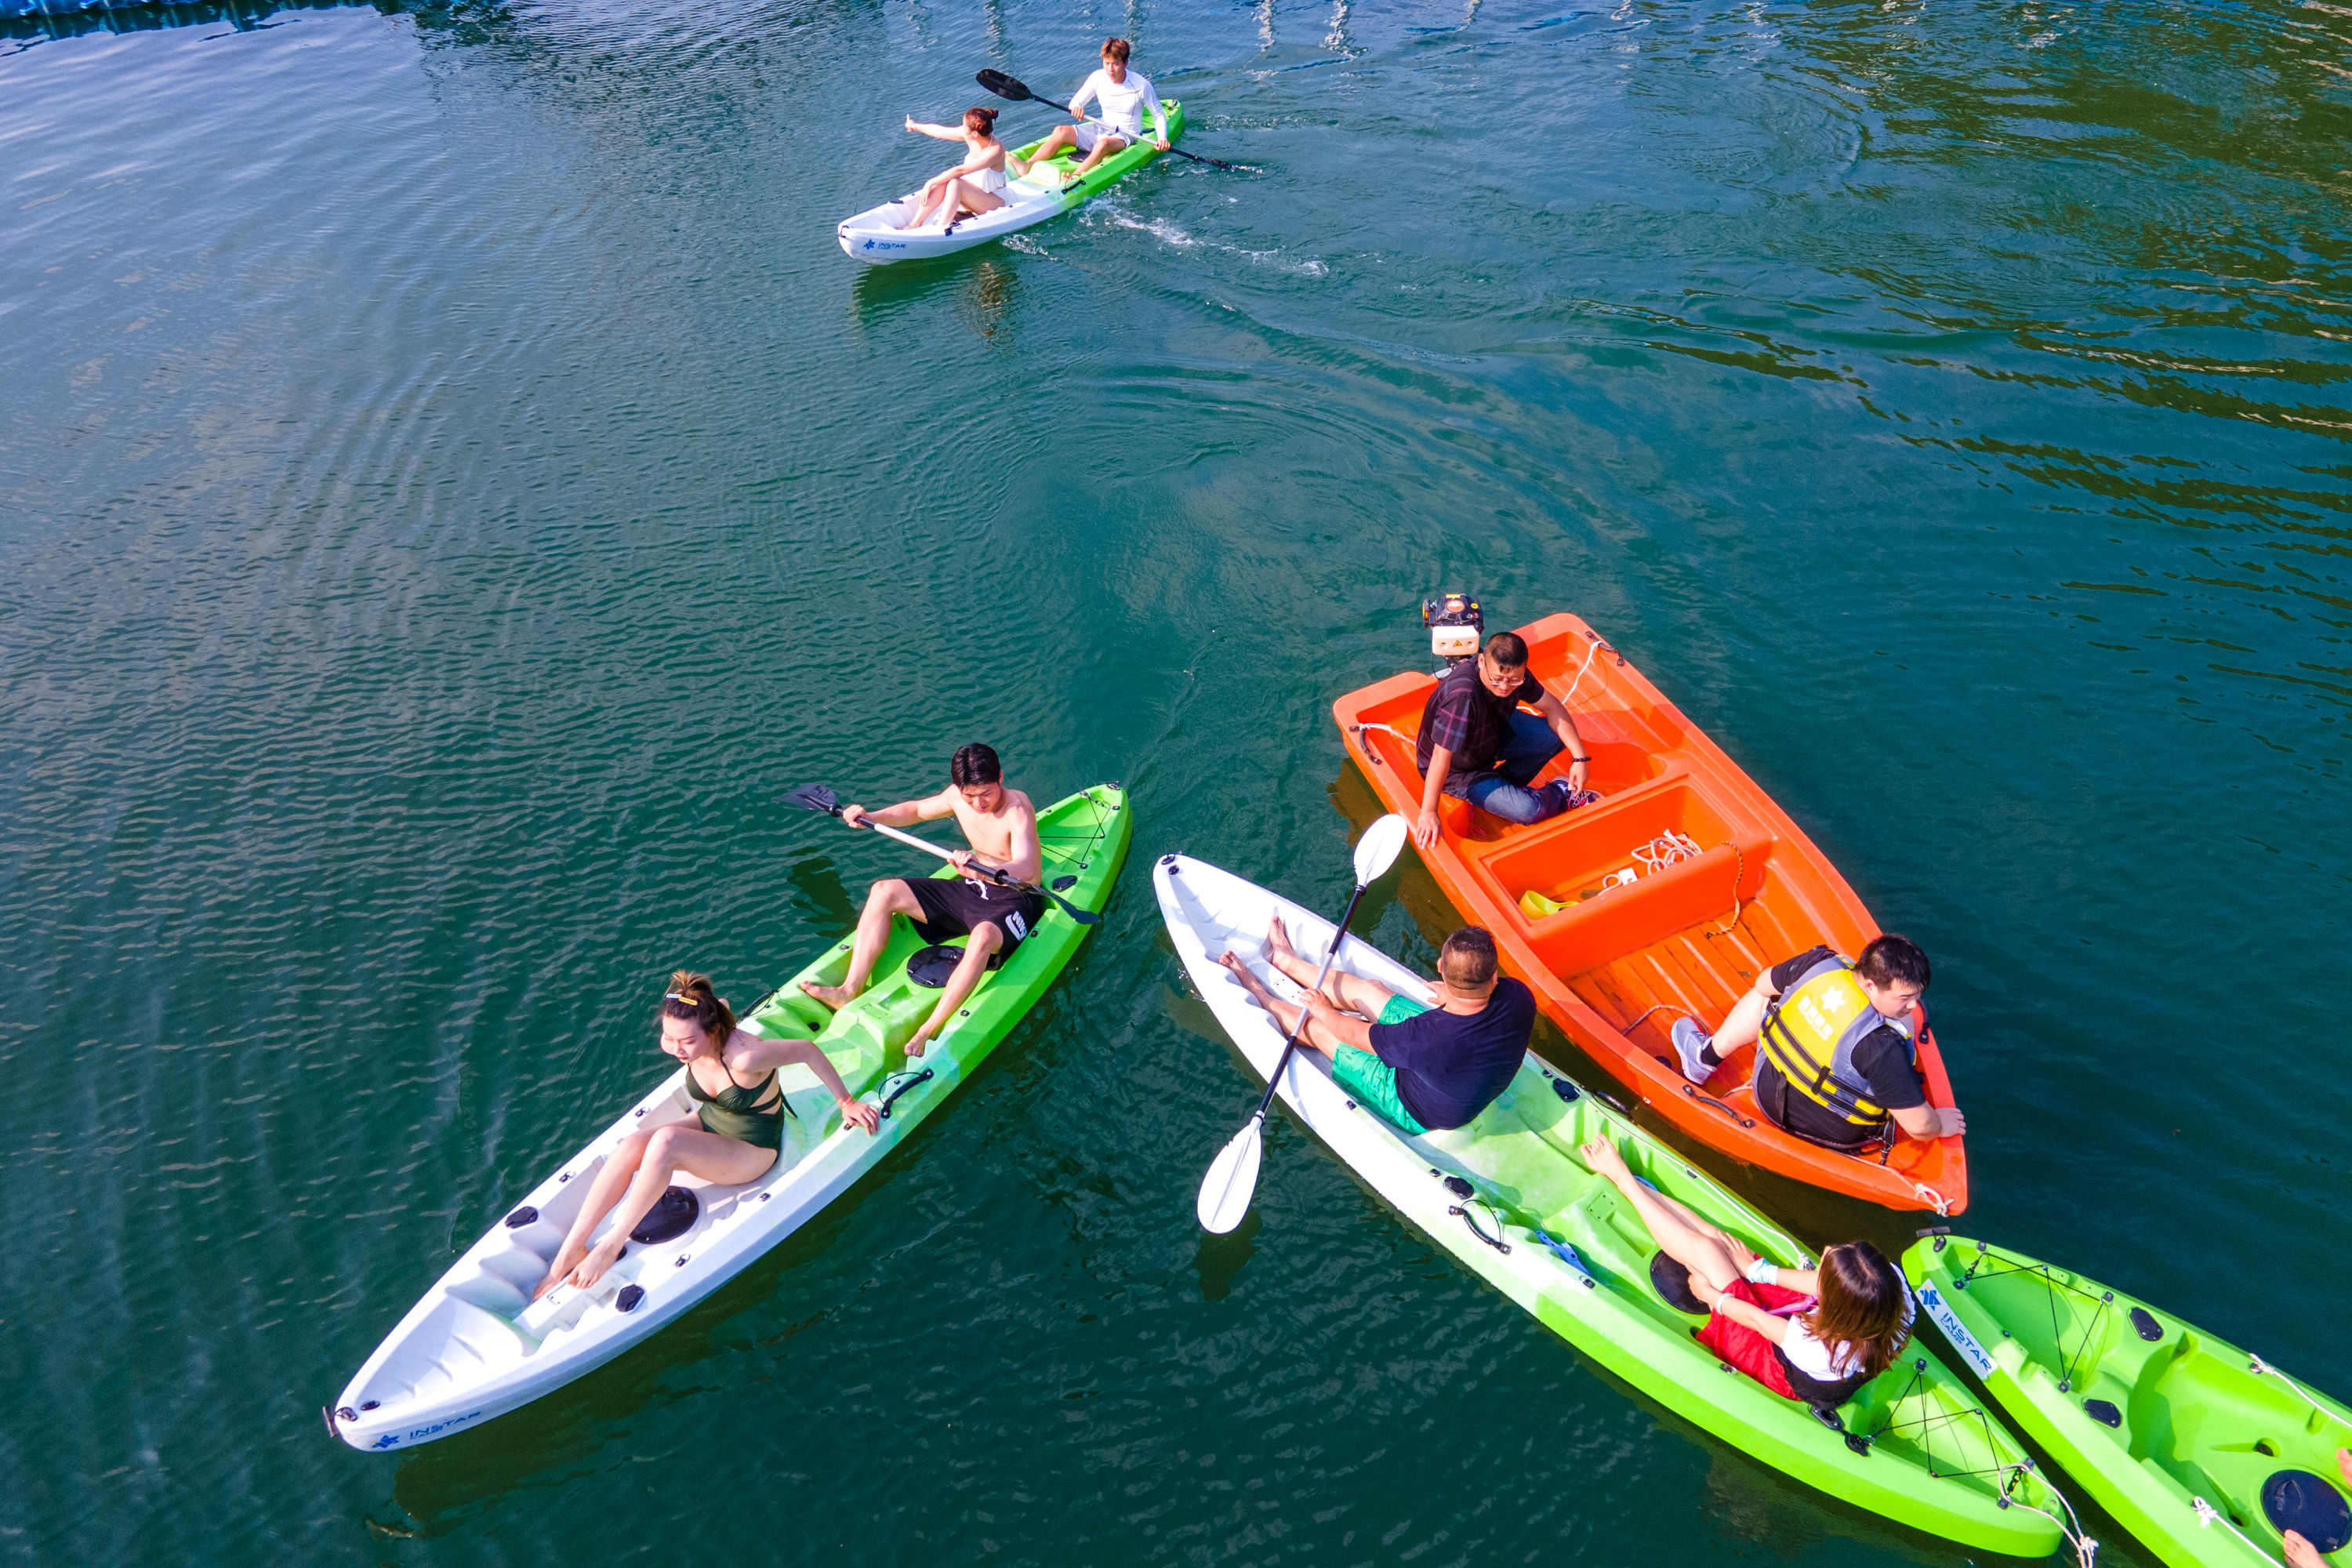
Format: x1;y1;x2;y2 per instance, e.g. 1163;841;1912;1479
1217;921;1534;1135
1411;631;1594;848
1669;934;1965;1150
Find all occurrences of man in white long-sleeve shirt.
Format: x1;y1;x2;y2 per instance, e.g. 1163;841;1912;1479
1024;38;1171;183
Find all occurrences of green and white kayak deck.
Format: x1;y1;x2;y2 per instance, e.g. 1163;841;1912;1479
1156;851;2071;1557
837;105;1185;264
1908;1234;2352;1568
330;784;1131;1452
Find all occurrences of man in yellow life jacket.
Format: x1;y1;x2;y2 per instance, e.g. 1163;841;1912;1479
1667;935;1965;1150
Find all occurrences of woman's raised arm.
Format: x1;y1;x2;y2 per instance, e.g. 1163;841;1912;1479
905;117;965;141
731;1030;880;1134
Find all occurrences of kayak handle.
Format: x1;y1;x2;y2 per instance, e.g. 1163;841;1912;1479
878;1068;935;1120
1682;1083;1756;1128
1449;1199;1512;1255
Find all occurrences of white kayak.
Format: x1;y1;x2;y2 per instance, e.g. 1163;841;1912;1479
327;784;1131;1452
837;103;1184;265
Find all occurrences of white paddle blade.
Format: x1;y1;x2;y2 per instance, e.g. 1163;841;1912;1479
1196;1116;1265;1234
1352;813;1410;886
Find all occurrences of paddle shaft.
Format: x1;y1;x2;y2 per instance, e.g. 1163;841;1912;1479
848;813;1098;925
1247;879;1372;1125
1003;82;1257;173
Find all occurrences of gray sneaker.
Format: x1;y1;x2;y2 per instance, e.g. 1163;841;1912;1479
1670;1017;1715;1084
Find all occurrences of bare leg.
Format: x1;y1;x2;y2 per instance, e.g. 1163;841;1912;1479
1581;1137;1744;1294
1070;133;1126;178
935;176;973;227
906;924;1000;1058
1261;912;1400;1018
804;879;921;1009
535;1128;651;1298
1709;986;1772;1055
898;176;953;230
1216;950;1353;1058
562;1124;777;1291
1029;125;1080;167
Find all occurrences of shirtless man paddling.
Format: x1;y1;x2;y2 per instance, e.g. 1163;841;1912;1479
801;743;1044;1058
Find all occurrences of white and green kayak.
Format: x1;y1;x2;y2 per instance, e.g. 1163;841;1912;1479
1156;851;2073;1556
329;784;1131;1451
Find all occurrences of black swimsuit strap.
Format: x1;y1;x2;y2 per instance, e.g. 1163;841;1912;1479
688;1067;782;1114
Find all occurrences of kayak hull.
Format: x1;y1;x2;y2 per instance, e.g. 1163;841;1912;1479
1157;854;2061;1556
1907;1236;2352;1568
330;785;1132;1451
1331;612;1969;1214
837;103;1185;264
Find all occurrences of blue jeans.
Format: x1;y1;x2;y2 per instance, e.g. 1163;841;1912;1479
1450;710;1566;825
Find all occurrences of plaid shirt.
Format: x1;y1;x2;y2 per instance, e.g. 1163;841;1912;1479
1416;662;1548;776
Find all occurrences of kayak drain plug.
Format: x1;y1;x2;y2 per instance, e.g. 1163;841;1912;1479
615;1286;644;1314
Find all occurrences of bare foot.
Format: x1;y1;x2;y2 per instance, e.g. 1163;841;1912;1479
567;1235;626;1292
904;1030;931;1059
1265;913;1299;966
1217;949;1264;994
1580;1137;1633;1184
801;979;860;1011
532;1238;590;1300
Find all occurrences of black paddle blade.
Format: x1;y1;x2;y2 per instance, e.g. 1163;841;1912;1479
782;783;841;816
975;69;1033;102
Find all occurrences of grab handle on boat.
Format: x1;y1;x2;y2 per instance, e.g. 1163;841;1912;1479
1448;1197;1512;1255
1681;1083;1755;1128
878;1067;935;1120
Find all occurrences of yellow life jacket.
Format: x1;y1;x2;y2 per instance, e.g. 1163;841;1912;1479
1755;955;1915;1131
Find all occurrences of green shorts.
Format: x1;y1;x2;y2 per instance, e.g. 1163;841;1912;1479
1330;993;1430;1136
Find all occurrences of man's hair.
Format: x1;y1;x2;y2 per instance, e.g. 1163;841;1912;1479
1102;36;1131;63
1483;631;1530;669
951;742;1003;786
1439;927;1499;987
1855;933;1929;989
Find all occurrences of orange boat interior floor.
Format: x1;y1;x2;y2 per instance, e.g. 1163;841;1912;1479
1333;612;1968;1215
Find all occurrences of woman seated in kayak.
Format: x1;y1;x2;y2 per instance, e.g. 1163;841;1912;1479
1581;1136;1913;1407
897;107;1027;231
534;972;880;1298
1215;919;1534;1134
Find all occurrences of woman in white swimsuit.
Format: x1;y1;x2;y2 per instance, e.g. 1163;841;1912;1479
898;107;1027;231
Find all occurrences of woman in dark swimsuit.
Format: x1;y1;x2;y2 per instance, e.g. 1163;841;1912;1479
535;971;880;1298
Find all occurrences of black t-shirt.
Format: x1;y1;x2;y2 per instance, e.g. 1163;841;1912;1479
1367;978;1537;1131
1753;946;1926;1146
1414;661;1550;779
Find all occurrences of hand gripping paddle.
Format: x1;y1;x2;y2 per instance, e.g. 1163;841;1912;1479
975;70;1262;173
783;783;1101;927
1196;813;1410;1233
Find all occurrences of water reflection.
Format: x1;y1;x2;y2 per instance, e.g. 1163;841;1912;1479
849;253;1023;347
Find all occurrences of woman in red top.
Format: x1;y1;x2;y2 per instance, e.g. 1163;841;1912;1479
1582;1136;1913;1407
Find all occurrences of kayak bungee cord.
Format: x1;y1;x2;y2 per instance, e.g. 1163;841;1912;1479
2249;1352;2345;1427
1861;1363;2102;1565
2193;1497;2285;1567
1951;1244;2120;1395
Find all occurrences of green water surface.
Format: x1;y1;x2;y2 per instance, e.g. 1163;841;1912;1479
2;0;2348;1562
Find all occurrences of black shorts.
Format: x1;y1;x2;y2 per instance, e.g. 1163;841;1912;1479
905;874;1046;961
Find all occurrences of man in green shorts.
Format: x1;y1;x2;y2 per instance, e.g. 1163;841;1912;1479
1215;919;1535;1134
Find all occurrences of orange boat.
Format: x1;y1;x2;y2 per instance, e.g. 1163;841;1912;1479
1331;612;1968;1215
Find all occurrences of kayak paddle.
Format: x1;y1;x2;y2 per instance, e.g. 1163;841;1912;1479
975;69;1262;173
1196;813;1409;1233
783;783;1102;927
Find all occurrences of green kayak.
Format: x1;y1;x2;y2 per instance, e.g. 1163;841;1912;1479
1907;1235;2352;1568
1156;854;2071;1556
